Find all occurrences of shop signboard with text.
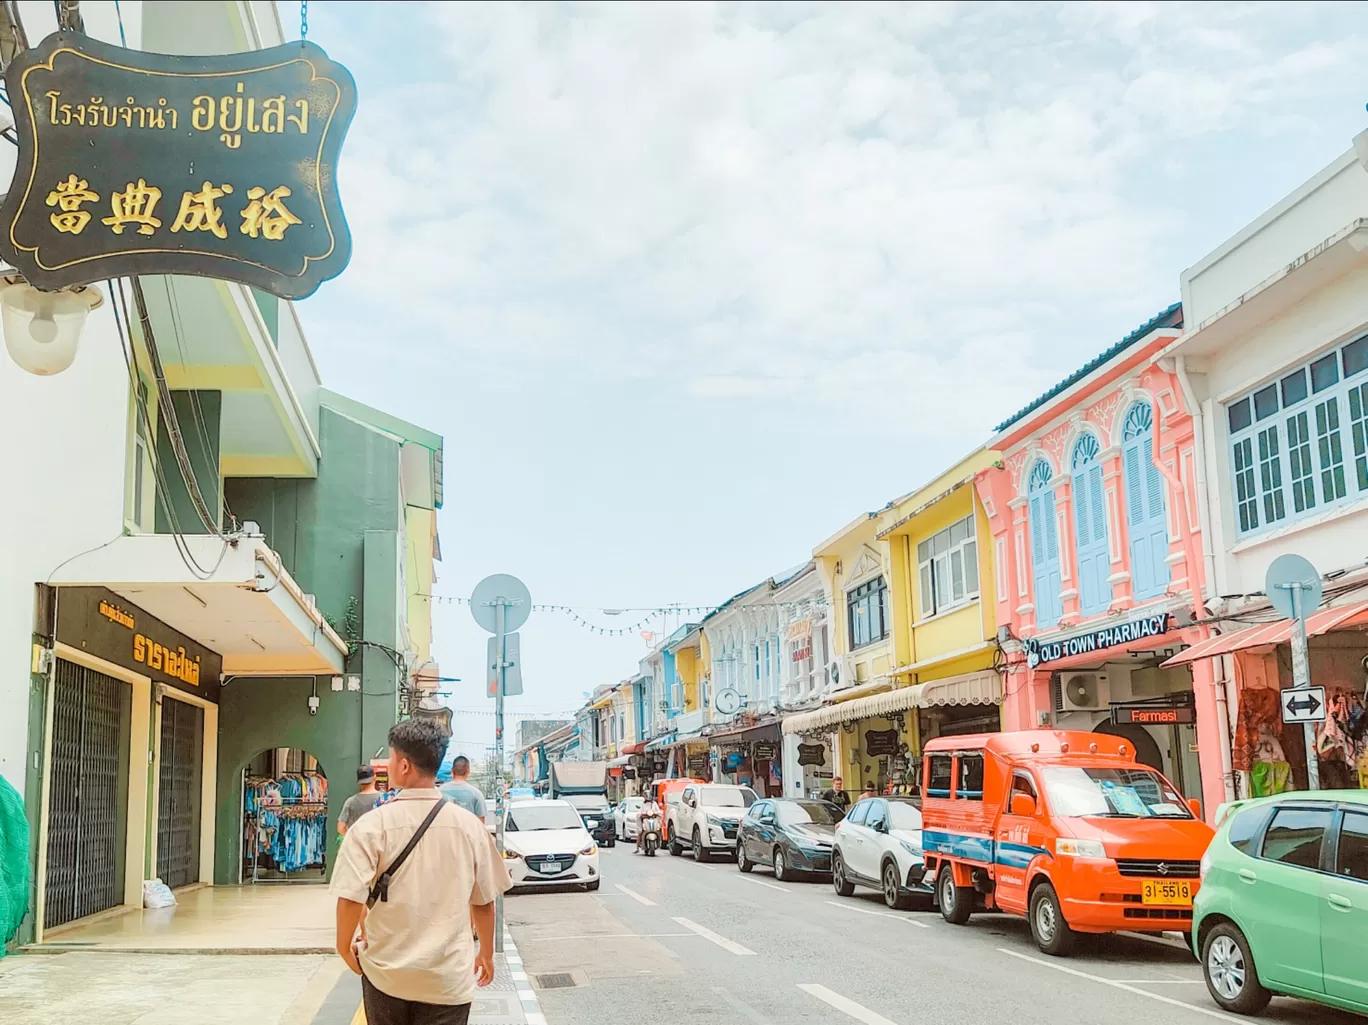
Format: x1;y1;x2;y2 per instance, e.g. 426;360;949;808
55;586;223;703
1025;613;1170;668
0;33;356;298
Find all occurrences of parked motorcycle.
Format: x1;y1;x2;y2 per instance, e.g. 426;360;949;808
640;814;662;857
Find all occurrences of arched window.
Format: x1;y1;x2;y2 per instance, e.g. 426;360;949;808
1071;433;1110;616
1027;460;1062;626
1122;402;1170;599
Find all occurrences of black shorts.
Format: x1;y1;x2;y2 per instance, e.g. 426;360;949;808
361;975;471;1025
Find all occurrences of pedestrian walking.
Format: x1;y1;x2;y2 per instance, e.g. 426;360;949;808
821;775;851;810
332;720;511;1025
337;765;380;837
439;755;487;820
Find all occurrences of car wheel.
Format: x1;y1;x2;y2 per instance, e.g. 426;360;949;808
1202;923;1271;1015
669;828;684;857
737;843;754;873
774;848;790;882
693;829;711;863
1028;883;1076;956
832;851;855;897
585;878;601;892
937;865;973;925
882;860;912;910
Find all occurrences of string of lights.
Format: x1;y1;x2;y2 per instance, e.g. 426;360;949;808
419;593;829;637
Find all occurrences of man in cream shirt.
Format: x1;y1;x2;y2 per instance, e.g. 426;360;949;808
331;720;512;1024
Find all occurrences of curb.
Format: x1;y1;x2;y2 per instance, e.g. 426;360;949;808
502;931;546;1025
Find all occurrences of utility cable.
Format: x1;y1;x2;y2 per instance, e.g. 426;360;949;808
129;276;226;538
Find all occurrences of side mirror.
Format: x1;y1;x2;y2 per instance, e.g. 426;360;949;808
1010;793;1037;818
1187;798;1203;819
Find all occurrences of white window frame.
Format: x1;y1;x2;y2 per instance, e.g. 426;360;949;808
916;514;980;619
1226;331;1368;538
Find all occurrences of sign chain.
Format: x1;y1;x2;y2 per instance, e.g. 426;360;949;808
301;1;308;41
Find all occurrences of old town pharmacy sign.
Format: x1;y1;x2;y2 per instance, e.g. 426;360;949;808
0;33;356;298
1024;613;1170;668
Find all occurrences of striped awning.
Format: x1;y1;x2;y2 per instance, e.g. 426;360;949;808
782;670;1002;735
1162;599;1368;667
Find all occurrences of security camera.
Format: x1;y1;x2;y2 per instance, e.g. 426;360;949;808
308;695;320;716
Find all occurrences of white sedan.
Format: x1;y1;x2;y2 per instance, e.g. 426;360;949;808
614;796;644;841
502;798;601;892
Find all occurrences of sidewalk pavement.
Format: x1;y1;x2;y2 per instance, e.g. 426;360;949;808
311;933;545;1025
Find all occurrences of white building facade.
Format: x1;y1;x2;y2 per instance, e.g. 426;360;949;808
1167;132;1368;798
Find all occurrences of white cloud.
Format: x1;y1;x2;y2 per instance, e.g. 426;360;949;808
301;1;1368;709
315;1;1366;450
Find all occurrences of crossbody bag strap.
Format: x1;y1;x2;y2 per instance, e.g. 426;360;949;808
366;799;448;908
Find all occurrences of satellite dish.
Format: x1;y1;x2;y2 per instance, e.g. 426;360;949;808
1265;554;1322;621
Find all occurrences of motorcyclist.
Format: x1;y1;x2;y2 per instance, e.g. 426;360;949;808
635;796;662;853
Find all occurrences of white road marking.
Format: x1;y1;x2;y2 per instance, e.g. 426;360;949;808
741;876;791;893
1112;980;1205;985
614;884;657;906
712;985;773;1023
823;900;931;928
1119;930;1196;952
998;949;1246;1023
798;983;901;1025
518;932;692;941
671;917;757;956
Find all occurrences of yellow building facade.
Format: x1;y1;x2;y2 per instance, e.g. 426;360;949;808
785;449;1004;793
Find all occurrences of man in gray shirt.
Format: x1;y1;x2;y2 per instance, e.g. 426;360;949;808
440;756;486;821
337;765;380;836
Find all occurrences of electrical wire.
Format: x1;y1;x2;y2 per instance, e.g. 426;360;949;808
109;279;232;580
128;277;226;538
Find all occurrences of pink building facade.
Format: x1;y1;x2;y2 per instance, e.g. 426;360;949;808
975;304;1232;819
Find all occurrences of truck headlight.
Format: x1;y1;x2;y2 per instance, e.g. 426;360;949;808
1055;838;1107;859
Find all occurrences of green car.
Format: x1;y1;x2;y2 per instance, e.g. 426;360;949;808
1193;790;1368;1016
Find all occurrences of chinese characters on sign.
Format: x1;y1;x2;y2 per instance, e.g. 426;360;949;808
0;33;356;298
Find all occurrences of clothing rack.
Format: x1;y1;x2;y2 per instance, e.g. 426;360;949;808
243;770;329;883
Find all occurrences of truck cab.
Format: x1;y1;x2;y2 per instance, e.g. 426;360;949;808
920;730;1213;955
670;782;758;862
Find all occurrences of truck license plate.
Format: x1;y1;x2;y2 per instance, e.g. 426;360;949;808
1141;880;1192;906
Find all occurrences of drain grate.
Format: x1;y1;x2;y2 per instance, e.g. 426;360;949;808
535;973;578;990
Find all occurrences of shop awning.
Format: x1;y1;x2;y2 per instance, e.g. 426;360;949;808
643;732;675;752
1162;599;1368;667
782;670;1002;734
49;534;347;674
607;754;633;768
706;719;781;745
621;742;646;755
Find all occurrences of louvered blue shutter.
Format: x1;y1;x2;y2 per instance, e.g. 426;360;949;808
1030;491;1060;627
1123;405;1171;600
1072;438;1111;616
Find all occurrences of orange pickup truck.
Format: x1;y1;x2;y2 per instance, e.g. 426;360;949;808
920;730;1213;955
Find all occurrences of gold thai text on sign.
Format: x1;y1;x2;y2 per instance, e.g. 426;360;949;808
45;82;310;150
134;634;202;687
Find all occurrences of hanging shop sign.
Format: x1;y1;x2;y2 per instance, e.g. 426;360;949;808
752;742;777;760
55;586;222;703
1111;704;1197;726
863;729;900;757
0;33;356;298
797;742;827;767
1025;613;1170;668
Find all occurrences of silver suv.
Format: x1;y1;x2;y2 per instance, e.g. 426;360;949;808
669;783;758;862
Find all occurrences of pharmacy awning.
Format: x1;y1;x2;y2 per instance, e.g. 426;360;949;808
782;670;1002;734
1162;599;1368;667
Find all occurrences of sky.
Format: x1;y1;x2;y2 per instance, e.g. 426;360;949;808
291;0;1368;758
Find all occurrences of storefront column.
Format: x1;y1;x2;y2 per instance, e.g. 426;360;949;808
1001;664;1050;732
781;733;803;798
1190;655;1233;821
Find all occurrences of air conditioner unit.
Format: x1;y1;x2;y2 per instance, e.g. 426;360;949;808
1059;671;1110;712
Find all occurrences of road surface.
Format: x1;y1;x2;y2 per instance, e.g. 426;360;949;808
506;843;1353;1025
